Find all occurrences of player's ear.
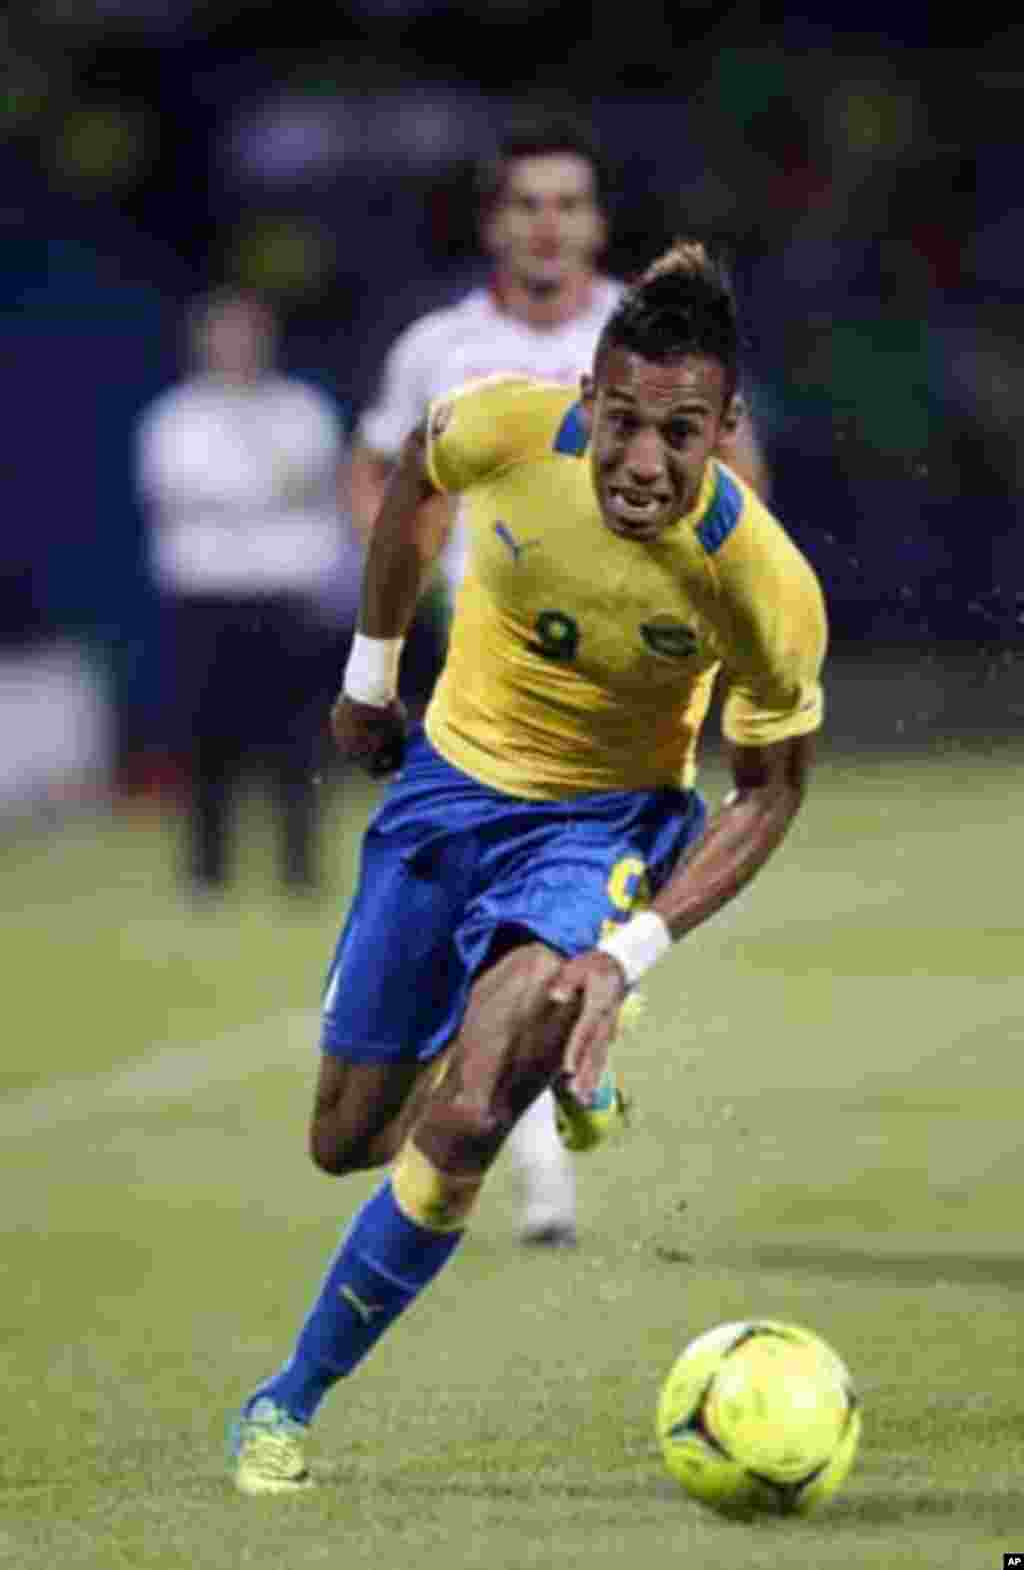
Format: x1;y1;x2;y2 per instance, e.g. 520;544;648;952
721;390;745;436
591;206;608;256
479;197;504;259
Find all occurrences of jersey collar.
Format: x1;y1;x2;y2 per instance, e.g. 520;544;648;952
488;270;597;326
553;400;589;455
677;460;719;537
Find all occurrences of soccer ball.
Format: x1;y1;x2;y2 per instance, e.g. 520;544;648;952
656;1320;860;1518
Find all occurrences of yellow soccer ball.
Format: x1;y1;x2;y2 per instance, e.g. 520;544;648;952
656;1320;861;1518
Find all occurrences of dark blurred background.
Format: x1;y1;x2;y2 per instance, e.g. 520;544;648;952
2;2;1022;813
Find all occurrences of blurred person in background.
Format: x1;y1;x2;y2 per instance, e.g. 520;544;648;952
349;110;768;1249
136;289;354;898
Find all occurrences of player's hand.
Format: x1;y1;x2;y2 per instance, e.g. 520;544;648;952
548;950;628;1102
330;693;407;777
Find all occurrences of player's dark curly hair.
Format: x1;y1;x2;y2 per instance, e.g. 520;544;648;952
475;109;607;212
595;242;740;401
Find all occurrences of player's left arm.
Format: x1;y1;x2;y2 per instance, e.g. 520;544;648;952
715;392;770;502
646;732;813;934
551;735;813;1098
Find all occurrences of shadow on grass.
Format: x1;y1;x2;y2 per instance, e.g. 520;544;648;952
352;1471;1024;1530
828;1486;1024;1528
372;1475;663;1503
742;1243;1024;1290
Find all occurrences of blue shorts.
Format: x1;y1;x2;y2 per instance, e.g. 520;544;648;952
321;729;705;1064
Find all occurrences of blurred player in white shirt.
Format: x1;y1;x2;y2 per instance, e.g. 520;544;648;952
351;114;620;593
137;290;351;896
348;115;767;1247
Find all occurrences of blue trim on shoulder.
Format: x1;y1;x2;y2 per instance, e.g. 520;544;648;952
696;466;744;555
552;402;589;456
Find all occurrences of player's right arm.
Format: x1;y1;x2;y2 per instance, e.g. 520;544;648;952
333;376;545;773
348;438;394;542
331;420;447;774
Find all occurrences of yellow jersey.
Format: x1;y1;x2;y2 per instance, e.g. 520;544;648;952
423;376;826;799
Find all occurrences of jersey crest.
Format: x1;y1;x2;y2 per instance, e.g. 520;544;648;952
639;618;699;659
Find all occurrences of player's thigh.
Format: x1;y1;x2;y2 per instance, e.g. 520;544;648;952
414;931;570;1174
309;1052;430;1174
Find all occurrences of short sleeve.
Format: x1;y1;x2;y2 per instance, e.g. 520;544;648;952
425;376;548;494
719;526;828;748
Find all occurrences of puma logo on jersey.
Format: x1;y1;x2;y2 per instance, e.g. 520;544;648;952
494;521;541;561
339;1285;385;1323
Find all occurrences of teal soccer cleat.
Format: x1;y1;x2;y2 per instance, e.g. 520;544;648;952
552;1064;629;1153
230;1397;315;1496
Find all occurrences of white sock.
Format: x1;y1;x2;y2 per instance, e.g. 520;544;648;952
505;1089;576;1232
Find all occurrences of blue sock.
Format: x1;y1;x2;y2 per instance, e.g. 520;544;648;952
251;1180;463;1425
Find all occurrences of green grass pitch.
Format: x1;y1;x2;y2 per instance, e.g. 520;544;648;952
1;741;1022;1568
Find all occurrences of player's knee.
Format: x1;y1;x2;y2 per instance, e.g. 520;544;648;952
308;1118;354;1175
415;1092;505;1175
308;1116;400;1176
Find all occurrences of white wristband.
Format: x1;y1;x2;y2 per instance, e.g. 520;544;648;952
597;910;672;987
343;633;404;707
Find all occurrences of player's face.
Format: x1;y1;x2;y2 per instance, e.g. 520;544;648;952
483;154;606;291
201;299;275;382
582;349;727;541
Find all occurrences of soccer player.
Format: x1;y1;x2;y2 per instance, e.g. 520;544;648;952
231;242;826;1494
349;112;768;1246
